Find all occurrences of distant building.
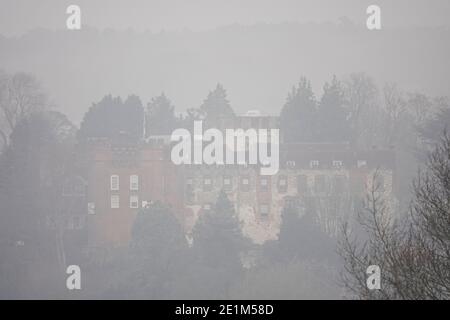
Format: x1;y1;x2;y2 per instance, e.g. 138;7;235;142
84;137;185;247
84;112;397;246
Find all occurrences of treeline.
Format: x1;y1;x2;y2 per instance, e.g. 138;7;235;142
0;70;449;298
77;73;450;152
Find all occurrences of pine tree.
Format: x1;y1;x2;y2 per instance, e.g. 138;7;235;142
145;93;178;136
280;77;317;142
193;191;245;271
199;84;235;126
317;76;351;142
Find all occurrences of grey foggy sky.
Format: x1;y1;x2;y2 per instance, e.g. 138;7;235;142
1;0;450;36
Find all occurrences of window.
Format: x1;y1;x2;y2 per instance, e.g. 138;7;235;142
310;160;319;169
357;160;367;168
110;175;119;191
203;177;213;192
260;204;270;216
314;175;326;193
223;176;232;191
185;178;194;203
111;195;120;209
203;204;211;211
278;176;288;193
71;216;84;230
130;175;139;191
297;175;308;194
130;195;139;208
88;202;95;215
241;177;250;192
260;177;269;192
286;160;296;168
332;160;343;169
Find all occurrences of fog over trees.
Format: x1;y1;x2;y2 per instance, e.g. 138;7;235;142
0;65;448;299
0;14;449;299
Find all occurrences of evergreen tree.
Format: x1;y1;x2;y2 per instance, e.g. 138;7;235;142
272;204;336;263
199;84;235;126
189;191;247;298
280;77;317;142
317;76;351;142
193;191;245;270
123;202;188;298
145;93;178;136
78;94;144;141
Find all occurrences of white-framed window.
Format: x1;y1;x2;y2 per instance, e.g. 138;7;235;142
241;177;250;192
88;202;96;215
357;160;367;168
332;160;343;169
223;177;231;185
130;195;139;209
111;195;120;209
278;175;288;193
310;160;319;169
286;160;296;168
130;175;139;191
204;177;213;191
110;175;119;191
260;177;269;191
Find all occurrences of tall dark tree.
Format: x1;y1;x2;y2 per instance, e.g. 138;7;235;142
145;93;178;136
266;203;336;263
189;191;247;298
118;202;188;298
317;76;351;142
199;84;235;126
78;94;144;141
0;111;77;298
280;77;317;143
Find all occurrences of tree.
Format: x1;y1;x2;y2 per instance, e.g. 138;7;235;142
266;203;336;264
0;110;77;298
145;93;178;136
317;76;351;142
117;202;188;299
339;132;450;299
78;94;144;141
419;98;450;145
190;191;247;298
343;73;381;147
199;83;235;126
0;71;47;149
280;77;317;143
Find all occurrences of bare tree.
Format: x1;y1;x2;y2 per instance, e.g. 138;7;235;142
343;73;381;148
382;83;407;147
339;133;450;299
0;71;47;148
